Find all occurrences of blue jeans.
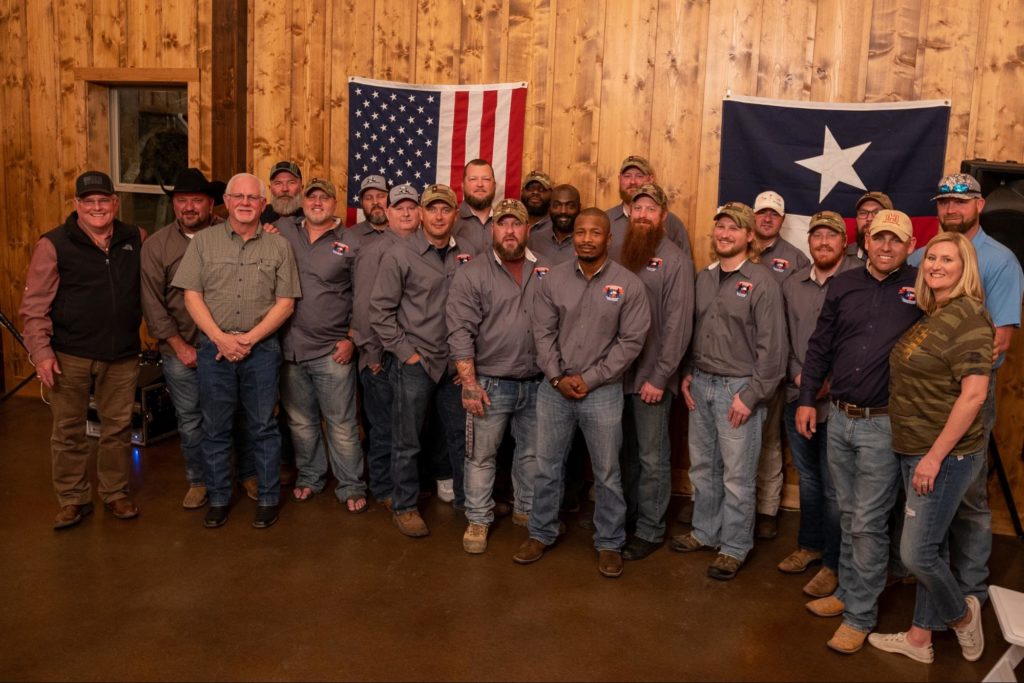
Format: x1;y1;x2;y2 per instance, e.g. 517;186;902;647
784;401;840;570
160;352;205;486
389;357;466;513
281;353;366;501
949;377;996;605
359;364;394;501
900;452;980;630
197;334;282;507
827;406;900;632
530;382;626;550
464;376;539;525
621;393;672;543
687;370;765;562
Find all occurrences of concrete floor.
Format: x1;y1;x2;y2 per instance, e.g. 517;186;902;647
1;394;1022;682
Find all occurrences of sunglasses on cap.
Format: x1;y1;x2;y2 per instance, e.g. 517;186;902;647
938;182;974;194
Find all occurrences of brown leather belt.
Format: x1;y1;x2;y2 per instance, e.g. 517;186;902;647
833;399;889;419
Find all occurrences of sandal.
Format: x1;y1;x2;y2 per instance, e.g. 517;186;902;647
345;495;368;514
292;486;315;503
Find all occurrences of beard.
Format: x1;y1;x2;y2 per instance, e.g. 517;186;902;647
526;200;549;218
940;216;977;234
495;241;526;261
621;223;664;272
367;209;387;226
812;247;843;271
618;187;635;204
465;192;495;211
271;194;303;217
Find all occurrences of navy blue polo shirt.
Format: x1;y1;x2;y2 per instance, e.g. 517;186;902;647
799;264;922;408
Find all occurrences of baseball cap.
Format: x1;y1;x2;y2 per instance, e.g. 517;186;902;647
619;155;653;176
522;170;553;190
631;183;668;208
714;201;755;231
753;191;785;216
389;183;420;206
868;209;914;242
304;178;337;198
420;184;458;208
359;175;388;196
855;191;893;211
808;210;845;235
75;171;115;197
932;173;983;201
270;160;302;180
493;199;528;224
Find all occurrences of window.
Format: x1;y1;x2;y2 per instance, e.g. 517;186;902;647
109;86;189;233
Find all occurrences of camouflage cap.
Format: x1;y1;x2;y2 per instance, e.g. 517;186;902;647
493;198;528;224
304;177;337;198
808;210;846;235
522;170;553;190
713;201;755;231
856;191;894;211
619;155;653;176
420;183;458;208
631;183;668;208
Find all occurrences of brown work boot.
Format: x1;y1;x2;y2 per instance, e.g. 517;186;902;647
183;485;208;509
707;553;743;581
827;623;867;654
105;498;139;520
755;513;778;539
806;595;845;617
513;538;546;564
463;523;489;554
778;548;822;574
669;531;712;553
241;478;258;501
803;566;839;598
393;509;429;537
53;502;94;530
598;550;623;578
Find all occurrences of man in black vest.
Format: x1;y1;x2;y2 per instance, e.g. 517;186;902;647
21;171;145;529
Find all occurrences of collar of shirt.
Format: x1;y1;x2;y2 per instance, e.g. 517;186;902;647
298;216;343;241
760;237;780;253
414;228;457;255
492;247;538;265
574;257;610;279
459;201;493;222
862;261;906;283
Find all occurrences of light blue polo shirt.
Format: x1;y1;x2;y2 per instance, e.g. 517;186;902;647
911;226;1024;367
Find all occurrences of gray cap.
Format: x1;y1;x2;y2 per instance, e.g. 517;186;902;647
389;183;420;205
359;175;388;196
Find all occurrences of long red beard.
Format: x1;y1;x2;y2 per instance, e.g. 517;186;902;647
621;224;664;272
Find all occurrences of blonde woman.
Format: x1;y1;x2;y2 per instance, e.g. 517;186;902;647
870;231;994;663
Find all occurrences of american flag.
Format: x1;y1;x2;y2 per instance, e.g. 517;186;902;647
345;77;528;225
718;95;950;252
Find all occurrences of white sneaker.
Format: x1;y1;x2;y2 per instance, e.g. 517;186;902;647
867;632;934;663
954;595;984;661
437;478;454;503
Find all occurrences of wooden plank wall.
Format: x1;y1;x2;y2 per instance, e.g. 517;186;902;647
1;0;1023;531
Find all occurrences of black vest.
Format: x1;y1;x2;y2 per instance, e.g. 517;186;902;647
44;214;142;361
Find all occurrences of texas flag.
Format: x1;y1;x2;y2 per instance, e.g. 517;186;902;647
718;95;950;253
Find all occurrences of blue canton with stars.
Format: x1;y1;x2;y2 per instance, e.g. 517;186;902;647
347;82;443;207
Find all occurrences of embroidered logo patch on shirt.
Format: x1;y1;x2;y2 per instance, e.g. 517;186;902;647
534;266;549;279
456;253;473;264
899;286;917;304
604;285;623;302
736;281;754;298
646;257;663;272
331;242;350;256
771;258;789;273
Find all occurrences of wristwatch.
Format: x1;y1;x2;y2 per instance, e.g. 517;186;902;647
551;376;561;388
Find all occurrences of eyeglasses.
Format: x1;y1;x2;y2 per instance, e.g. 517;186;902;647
225;193;263;203
938;182;973;194
856;208;881;218
77;197;114;208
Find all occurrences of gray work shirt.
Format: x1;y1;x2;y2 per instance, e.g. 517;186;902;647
845;242;867;262
760;236;810;283
527;225;576;265
447;249;545;379
606;204;692;260
453;201;492;256
275;216;355;362
141;218;225;355
171;222;301;333
370;228;475;382
690;259;785;409
782;257;861;414
351;227;404;371
623;238;695;395
529;214;553;234
343;219;380;257
533;258;651;390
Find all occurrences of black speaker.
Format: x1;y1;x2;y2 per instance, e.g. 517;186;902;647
959;159;1024;265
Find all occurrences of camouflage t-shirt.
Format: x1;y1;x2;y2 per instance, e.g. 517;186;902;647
889;296;993;456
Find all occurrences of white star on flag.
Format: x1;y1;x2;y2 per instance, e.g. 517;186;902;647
795;126;871;202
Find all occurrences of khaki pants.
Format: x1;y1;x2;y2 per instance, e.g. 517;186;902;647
756;388;785;516
49;352;139;505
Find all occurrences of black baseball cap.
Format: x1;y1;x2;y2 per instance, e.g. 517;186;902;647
270;160;302;180
75;171;115;197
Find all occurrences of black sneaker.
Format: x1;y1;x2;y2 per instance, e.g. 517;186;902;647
252;505;279;529
204;505;229;528
622;537;662;561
